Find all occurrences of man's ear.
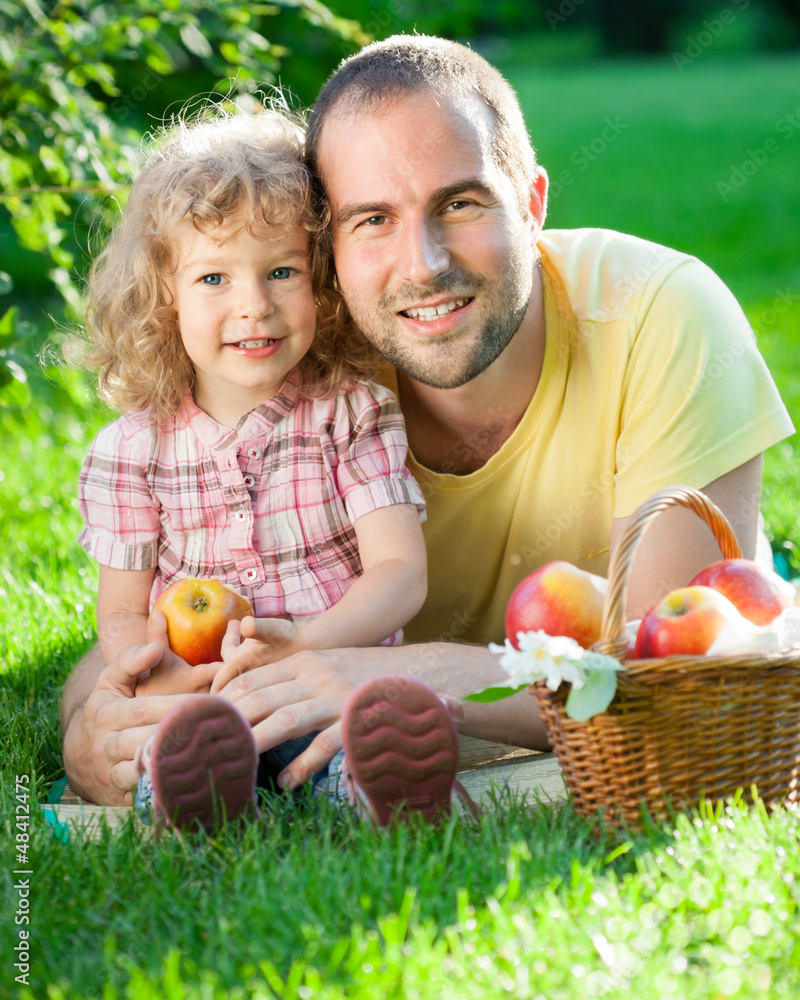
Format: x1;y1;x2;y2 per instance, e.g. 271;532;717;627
528;166;548;241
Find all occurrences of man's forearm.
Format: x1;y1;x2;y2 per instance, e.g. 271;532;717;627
59;644;105;733
384;641;551;750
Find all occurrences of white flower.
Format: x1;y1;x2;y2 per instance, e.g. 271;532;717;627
489;629;588;692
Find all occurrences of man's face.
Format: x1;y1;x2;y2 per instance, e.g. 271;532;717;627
317;89;540;389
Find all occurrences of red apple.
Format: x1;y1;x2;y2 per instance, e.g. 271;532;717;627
150;578;253;665
688;558;794;626
505;561;608;649
633;585;740;658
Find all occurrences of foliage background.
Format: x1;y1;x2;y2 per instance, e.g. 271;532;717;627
1;0;798;651
2;0;799;325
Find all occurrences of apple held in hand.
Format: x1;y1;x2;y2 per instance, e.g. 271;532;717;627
505;560;608;650
150;577;253;665
633;585;740;658
688;558;794;626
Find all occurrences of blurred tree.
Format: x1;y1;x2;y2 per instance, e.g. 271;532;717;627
320;0;545;44
545;0;799;54
0;0;367;318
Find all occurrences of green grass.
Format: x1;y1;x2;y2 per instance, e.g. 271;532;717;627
1;50;800;1000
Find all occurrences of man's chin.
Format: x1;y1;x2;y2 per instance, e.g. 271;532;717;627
376;341;482;390
383;327;521;389
396;363;483;390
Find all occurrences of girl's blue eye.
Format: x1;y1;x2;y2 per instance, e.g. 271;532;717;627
270;267;293;280
201;274;222;286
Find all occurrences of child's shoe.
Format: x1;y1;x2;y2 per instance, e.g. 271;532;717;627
341;675;468;825
135;695;258;831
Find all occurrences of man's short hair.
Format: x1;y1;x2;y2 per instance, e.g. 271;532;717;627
305;34;538;213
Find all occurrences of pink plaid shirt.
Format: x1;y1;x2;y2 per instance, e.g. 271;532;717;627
78;371;426;637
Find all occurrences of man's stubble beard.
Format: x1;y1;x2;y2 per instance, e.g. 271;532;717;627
341;252;536;390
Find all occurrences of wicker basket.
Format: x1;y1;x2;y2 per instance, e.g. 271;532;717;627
533;485;800;826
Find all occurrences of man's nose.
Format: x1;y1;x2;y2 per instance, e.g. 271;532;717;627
398;218;450;286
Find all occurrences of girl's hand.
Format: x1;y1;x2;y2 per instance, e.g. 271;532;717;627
133;609;221;697
209;616;300;694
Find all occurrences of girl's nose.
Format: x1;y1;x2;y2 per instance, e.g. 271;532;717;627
237;278;273;320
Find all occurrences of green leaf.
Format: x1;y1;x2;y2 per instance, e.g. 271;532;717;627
465;683;529;704
565;669;618;722
179;21;213;58
0;371;31;408
0;306;17;338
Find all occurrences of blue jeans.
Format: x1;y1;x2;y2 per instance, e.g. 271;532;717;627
255;732;347;803
135;734;347;818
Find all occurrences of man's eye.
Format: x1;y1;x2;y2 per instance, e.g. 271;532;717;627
200;274;222;286
444;200;470;212
362;215;387;227
269;267;293;280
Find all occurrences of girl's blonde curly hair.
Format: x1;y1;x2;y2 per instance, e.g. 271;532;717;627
75;104;379;417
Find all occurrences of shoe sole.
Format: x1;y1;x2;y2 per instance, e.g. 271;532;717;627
147;695;257;831
341;675;458;826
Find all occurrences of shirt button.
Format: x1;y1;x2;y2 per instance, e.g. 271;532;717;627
243;568;258;582
247;447;261;460
234;511;248;522
243;474;256;488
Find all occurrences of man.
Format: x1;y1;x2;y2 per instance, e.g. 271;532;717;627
61;35;793;805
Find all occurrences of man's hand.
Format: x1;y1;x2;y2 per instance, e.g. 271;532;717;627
216;644;365;791
61;615;208;805
215;628;552;791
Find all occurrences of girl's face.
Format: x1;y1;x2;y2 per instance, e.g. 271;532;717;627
167;218;317;427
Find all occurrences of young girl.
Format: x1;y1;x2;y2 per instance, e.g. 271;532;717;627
73;107;433;828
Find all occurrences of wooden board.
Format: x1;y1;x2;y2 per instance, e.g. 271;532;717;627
43;737;567;839
42;801;135;842
456;736;568;808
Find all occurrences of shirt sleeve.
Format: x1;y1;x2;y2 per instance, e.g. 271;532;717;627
331;380;427;525
77;417;162;570
613;257;794;517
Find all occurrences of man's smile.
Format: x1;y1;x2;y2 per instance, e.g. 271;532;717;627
400;297;473;322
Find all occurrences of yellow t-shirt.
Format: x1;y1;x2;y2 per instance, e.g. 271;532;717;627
387;228;794;647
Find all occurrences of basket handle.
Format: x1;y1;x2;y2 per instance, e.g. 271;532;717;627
597;485;743;650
